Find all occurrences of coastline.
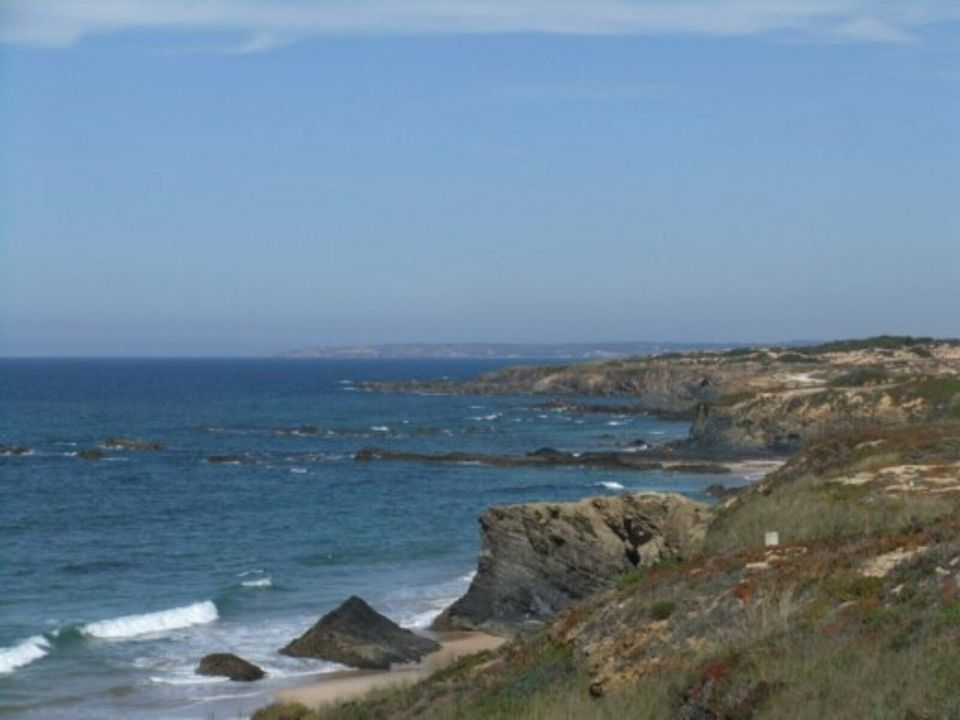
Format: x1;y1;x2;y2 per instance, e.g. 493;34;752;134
273;631;505;709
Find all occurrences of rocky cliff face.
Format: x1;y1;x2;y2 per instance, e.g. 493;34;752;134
688;376;960;454
433;493;710;635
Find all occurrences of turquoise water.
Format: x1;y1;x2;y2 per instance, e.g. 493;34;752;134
0;359;740;718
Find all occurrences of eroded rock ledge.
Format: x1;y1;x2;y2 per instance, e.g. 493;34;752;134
433;492;710;635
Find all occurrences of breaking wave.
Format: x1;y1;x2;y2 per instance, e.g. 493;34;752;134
0;635;50;674
80;601;218;640
597;481;626;491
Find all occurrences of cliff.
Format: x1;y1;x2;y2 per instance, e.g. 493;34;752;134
433;493;710;635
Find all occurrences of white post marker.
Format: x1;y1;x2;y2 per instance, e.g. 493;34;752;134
764;531;780;547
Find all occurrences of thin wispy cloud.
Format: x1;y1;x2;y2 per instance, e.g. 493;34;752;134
1;0;958;51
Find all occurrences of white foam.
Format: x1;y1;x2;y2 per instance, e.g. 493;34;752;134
389;571;477;629
606;420;625;426
149;674;225;686
371;426;390;432
597;481;626;491
241;577;273;589
471;413;501;421
0;635;50;674
290;467;308;474
81;601;218;640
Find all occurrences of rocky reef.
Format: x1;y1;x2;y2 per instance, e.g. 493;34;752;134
433;493;710;635
0;443;31;456
354;447;729;474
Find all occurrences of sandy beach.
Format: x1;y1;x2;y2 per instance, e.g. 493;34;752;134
274;631;505;708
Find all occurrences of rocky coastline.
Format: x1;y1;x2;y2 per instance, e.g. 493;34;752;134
250;337;960;719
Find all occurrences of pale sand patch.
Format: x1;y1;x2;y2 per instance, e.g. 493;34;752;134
861;547;927;578
274;632;505;709
725;459;784;477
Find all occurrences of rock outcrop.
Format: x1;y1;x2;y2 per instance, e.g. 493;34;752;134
196;653;265;681
687;377;960;454
280;596;441;670
433;493;711;634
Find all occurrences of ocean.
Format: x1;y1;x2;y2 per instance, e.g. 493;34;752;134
0;359;749;719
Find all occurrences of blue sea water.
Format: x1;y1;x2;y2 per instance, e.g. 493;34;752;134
0;359;748;719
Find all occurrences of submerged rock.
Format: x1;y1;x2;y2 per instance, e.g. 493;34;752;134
103;437;164;451
205;454;252;464
0;444;31;456
280;596;441;670
77;449;106;461
433;493;710;635
275;425;323;436
196;653;265;682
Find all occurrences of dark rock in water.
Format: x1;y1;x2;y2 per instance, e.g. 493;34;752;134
626;438;649;449
0;444;31;456
353;447;379;462
526;447;567;459
206;455;251;464
433;493;711;635
414;426;444;436
353;446;664;472
276;425;323;436
280;595;441;670
103;437;164;451
78;449;106;461
196;653;265;682
668;463;731;475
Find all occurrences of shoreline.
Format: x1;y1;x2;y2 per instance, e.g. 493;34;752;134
272;631;506;709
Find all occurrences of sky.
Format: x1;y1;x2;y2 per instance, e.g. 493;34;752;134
1;1;958;356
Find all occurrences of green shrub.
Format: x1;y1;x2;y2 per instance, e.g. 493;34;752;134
617;567;649;590
650;600;677;620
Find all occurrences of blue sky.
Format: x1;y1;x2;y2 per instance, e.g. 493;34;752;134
1;2;958;356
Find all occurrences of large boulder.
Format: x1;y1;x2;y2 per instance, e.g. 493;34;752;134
196;653;265;681
433;492;711;635
280;596;441;670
